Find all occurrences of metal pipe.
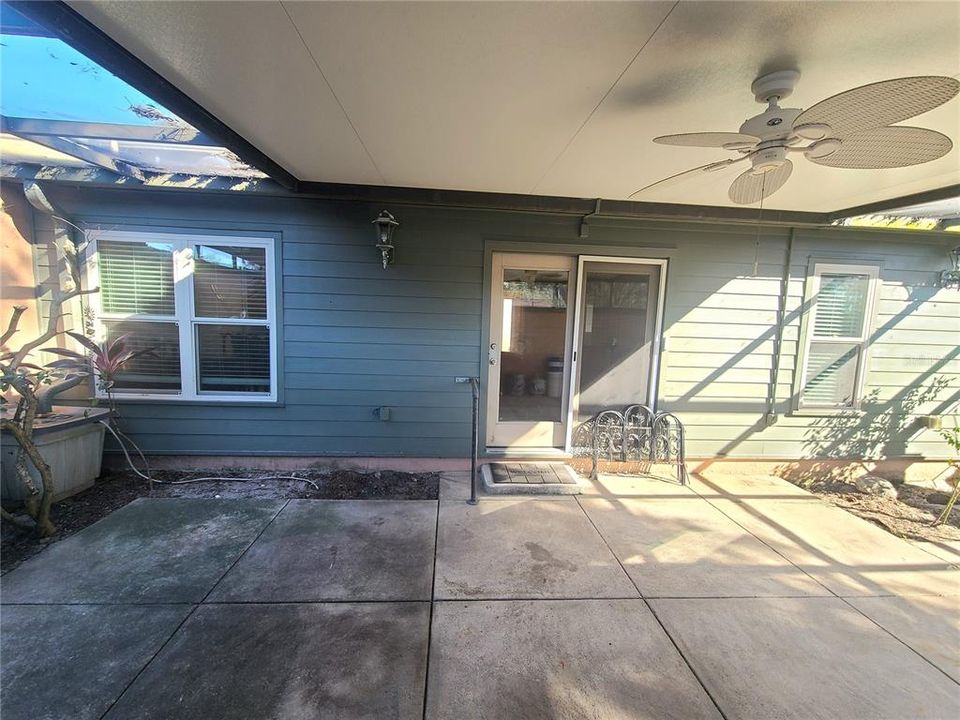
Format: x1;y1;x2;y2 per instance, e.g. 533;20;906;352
468;377;479;504
767;228;795;424
456;376;480;504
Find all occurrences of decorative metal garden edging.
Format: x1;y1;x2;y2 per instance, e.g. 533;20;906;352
572;404;688;485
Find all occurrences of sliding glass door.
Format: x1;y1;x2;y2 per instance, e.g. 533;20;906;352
568;258;665;433
486;253;575;448
485;253;666;452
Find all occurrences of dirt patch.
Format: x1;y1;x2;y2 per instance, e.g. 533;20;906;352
793;478;960;543
1;468;438;574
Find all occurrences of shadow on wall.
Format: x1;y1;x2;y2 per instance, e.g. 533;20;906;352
777;377;957;484
677;274;958;463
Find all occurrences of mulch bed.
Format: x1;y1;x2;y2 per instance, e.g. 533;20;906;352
1;468;438;574
794;478;960;543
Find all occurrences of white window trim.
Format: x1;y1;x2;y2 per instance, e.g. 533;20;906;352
795;261;880;412
83;230;278;403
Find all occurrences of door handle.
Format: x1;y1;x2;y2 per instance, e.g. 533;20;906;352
489;342;498;365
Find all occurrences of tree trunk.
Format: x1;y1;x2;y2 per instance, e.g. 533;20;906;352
1;418;56;537
932;481;960;527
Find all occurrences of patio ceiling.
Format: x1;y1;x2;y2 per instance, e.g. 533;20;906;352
57;1;960;212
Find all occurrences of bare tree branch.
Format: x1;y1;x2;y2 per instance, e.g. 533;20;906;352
8;286;99;369
1;305;28;345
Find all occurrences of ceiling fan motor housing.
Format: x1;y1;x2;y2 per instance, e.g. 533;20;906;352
740;106;802;142
751;70;802;103
750;145;788;173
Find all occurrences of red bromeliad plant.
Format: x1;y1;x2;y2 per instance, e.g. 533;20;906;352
43;332;150;409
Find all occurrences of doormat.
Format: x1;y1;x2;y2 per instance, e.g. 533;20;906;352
480;463;584;495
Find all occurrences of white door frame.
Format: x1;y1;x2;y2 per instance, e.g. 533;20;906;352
563;256;669;452
485;252;577;448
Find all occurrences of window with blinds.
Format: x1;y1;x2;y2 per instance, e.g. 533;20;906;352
798;263;878;410
99;240;175;316
89;232;276;401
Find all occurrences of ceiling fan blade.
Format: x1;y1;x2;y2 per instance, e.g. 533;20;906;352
794;76;959;136
653;132;759;148
630;157;747;198
807;126;952;169
728;161;793;205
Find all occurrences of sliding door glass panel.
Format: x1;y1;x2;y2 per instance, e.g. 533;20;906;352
576;263;659;422
498;268;568;422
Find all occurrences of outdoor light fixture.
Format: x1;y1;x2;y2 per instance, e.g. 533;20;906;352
372;210;399;269
939;246;960;289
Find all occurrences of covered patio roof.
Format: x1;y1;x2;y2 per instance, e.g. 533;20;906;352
3;1;959;223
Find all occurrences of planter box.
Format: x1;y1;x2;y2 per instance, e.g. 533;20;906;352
1;406;111;505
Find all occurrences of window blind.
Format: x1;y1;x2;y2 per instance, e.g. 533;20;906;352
99;240;175;316
802;342;860;407
103;320;181;391
194;245;267;319
196;324;270;393
812;273;869;338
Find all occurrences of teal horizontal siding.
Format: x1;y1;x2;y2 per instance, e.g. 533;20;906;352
284;276;482;299
284;326;479;345
118;419;472;438
117;404;471;422
283;259;478;282
284;309;478;330
286;341;479;362
37;183;957;460
283;293;480;315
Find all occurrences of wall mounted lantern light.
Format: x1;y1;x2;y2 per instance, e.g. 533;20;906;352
372;210;399;269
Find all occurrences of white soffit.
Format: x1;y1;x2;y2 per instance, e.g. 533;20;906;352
68;1;960;212
67;0;382;184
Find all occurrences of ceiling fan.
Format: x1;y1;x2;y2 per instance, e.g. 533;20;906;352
632;71;959;204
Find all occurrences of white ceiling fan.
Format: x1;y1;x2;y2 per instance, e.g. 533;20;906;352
632;71;960;204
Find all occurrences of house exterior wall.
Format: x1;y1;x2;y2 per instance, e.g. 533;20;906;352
0;184;84;372
4;181;957;460
1;186;41;360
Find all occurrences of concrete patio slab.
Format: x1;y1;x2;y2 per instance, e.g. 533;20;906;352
846;593;960;682
1;498;285;603
912;539;960;565
438;471;472;501
434;498;637;599
688;473;818;502
713;499;960;597
425;599;722;720
1;604;191;720
208;500;437;602
103;602;429;720
650;597;960;720
579;497;828;598
578;474;696;499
